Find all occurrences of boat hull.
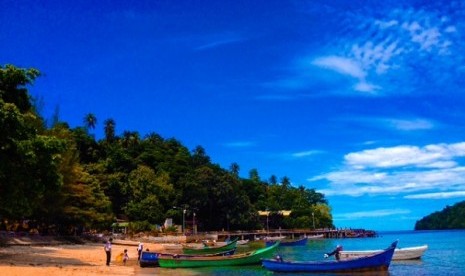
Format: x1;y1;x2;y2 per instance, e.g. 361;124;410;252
262;241;397;273
139;248;236;267
182;238;238;255
159;241;279;268
340;245;428;261
265;237;307;247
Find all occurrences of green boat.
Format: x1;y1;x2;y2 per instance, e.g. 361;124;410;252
158;241;280;268
182;237;239;255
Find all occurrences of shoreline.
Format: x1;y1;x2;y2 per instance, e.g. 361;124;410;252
0;239;165;276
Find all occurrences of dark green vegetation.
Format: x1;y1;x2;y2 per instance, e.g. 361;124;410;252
0;64;333;234
415;200;465;230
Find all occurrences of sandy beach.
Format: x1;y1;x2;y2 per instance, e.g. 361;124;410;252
0;239;165;276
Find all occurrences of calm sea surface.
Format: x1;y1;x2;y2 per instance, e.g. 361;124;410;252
136;230;465;276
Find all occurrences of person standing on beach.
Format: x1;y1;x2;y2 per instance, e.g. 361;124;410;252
137;242;144;261
104;238;113;266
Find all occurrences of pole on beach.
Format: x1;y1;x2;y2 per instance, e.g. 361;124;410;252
182;208;186;235
312;212;315;230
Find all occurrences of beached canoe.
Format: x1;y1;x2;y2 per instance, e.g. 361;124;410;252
339;244;428;261
265;237;307;247
158;240;280;268
139;248;236;267
262;241;397;273
182;237;238;255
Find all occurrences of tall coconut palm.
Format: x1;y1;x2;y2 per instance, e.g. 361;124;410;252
84;113;97;130
104;118;116;142
230;162;240;177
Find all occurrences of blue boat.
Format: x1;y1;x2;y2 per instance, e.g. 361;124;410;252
139;248;236;267
265;237;308;247
262;241;397;273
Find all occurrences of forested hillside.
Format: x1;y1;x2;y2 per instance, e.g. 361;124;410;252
0;64;333;234
415;201;465;230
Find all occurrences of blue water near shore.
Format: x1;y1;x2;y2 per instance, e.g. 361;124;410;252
138;230;465;276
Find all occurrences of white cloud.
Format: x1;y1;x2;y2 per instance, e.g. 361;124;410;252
335;209;410;220
222;141;255;148
405;191;465;199
387;118;434;130
312;56;366;79
374;20;399;29
345;142;465;169
354;81;380;93
344;117;435;131
311;142;465;197
292;150;321;158
308;6;458;95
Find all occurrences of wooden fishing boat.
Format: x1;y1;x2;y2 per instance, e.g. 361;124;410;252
261;241;397;273
339;244;428;261
182;237;238;255
307;234;324;239
139;248;236;267
158;241;280;268
265;237;307;247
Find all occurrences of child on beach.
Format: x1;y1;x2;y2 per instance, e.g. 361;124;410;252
123;249;129;265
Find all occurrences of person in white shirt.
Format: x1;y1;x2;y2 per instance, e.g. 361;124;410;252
104;238;113;266
137;242;144;261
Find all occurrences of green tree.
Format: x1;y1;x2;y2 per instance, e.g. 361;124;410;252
0;65;65;221
49;123;112;232
125;165;171;223
104;118;116;142
0;64;40;113
84;113;97;130
229;162;240;178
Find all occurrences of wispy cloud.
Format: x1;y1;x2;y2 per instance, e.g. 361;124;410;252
312;56;366;79
312;56;377;93
335;209;410;220
405;191;465;199
345;143;465;169
339;116;436;131
386;118;434;131
222;141;255;148
195;36;243;51
305;5;461;95
311;142;465;197
292;150;322;158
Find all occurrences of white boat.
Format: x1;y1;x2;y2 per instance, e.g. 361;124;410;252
264;236;285;241
237;239;249;245
339;244;428;261
307;234;324;239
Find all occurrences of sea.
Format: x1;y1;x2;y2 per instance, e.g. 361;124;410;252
136;230;465;276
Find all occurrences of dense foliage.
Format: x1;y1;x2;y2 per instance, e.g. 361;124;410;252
0;64;334;234
415;201;465;230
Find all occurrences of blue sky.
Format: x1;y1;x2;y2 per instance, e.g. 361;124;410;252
2;0;465;231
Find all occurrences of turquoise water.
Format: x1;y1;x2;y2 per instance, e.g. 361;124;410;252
137;230;465;275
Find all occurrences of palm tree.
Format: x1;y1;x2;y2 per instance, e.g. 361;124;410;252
104;118;116;142
84;113;97;130
229;162;240;178
121;131;140;148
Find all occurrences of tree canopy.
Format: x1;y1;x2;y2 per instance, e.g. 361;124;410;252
0;64;334;234
415;201;465;230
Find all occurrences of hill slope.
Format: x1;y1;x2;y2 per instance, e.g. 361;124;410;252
415;200;465;230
